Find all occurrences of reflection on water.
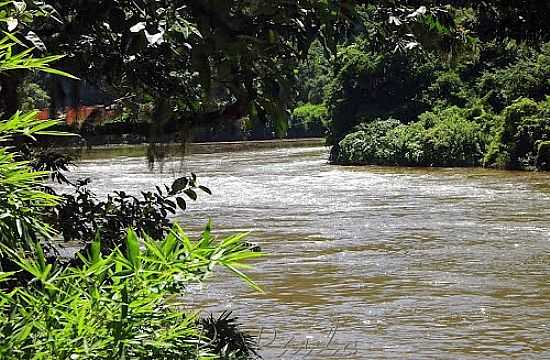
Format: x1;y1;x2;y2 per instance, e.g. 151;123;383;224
70;146;550;359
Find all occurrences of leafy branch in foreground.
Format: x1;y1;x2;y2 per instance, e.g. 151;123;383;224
0;1;77;255
0;224;262;359
0;113;65;253
52;174;213;252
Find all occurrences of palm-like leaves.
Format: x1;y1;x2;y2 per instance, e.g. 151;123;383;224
0;224;261;359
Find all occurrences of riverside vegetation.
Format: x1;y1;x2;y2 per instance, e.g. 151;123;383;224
0;1;364;357
1;1;549;358
293;4;550;170
0;3;261;359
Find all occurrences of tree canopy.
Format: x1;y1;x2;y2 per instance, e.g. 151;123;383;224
23;1;355;134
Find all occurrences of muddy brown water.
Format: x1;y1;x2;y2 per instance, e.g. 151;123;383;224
68;145;550;359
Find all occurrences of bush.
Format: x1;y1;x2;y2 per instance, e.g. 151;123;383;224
485;97;550;169
335;118;401;165
536;141;550;170
53;175;211;252
384;121;427;166
335;107;488;167
418;109;486;166
290;103;328;137
423;70;470;108
17;79;50;112
0;112;65;253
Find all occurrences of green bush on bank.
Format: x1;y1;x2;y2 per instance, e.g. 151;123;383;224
335;118;400;165
337;97;550;169
290;103;328;137
485;97;550;169
337;107;490;167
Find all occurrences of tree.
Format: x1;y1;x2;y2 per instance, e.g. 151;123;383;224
25;0;357;137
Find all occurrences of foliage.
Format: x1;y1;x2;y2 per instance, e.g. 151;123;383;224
0;0;77;115
0;5;262;360
0;113;72;253
290;103;328;137
325;37;439;145
336;107;489;167
0;224;261;359
201;311;258;359
17;78;50;112
28;0;359;135
0;123;57;251
294;41;332;105
0;1;78;254
363;1;550;44
326;1;550;171
422;69;471;108
53;175;212;251
16;1;464;139
334;118;401;165
536;141;550;171
484;97;550;169
413;108;487;166
478;43;550;111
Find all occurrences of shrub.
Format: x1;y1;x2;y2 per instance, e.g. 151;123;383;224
423;70;470;107
290;103;328;137
536;141;550;170
0;112;67;253
53;175;211;252
17;79;51;112
384;121;427;166
335;107;488;167
420;109;485;166
0;2;76;255
335;118;401;165
484;97;550;169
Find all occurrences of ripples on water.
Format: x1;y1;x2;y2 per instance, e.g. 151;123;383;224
72;146;550;359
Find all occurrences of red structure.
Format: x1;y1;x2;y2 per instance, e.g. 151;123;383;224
36;105;119;126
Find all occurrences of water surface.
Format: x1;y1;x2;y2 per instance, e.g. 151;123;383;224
72;146;550;359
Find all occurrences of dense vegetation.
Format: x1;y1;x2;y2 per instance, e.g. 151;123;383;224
0;2;263;358
294;3;550;170
0;0;357;139
1;0;549;357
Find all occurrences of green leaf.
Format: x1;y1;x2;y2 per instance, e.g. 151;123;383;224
126;229;141;270
225;264;263;293
90;232;102;265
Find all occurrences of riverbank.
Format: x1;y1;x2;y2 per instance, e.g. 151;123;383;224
77;138;326;160
331;98;550;172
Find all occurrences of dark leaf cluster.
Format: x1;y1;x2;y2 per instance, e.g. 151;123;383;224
52;174;211;251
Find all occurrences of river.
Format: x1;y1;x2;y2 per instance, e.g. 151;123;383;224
71;144;550;359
